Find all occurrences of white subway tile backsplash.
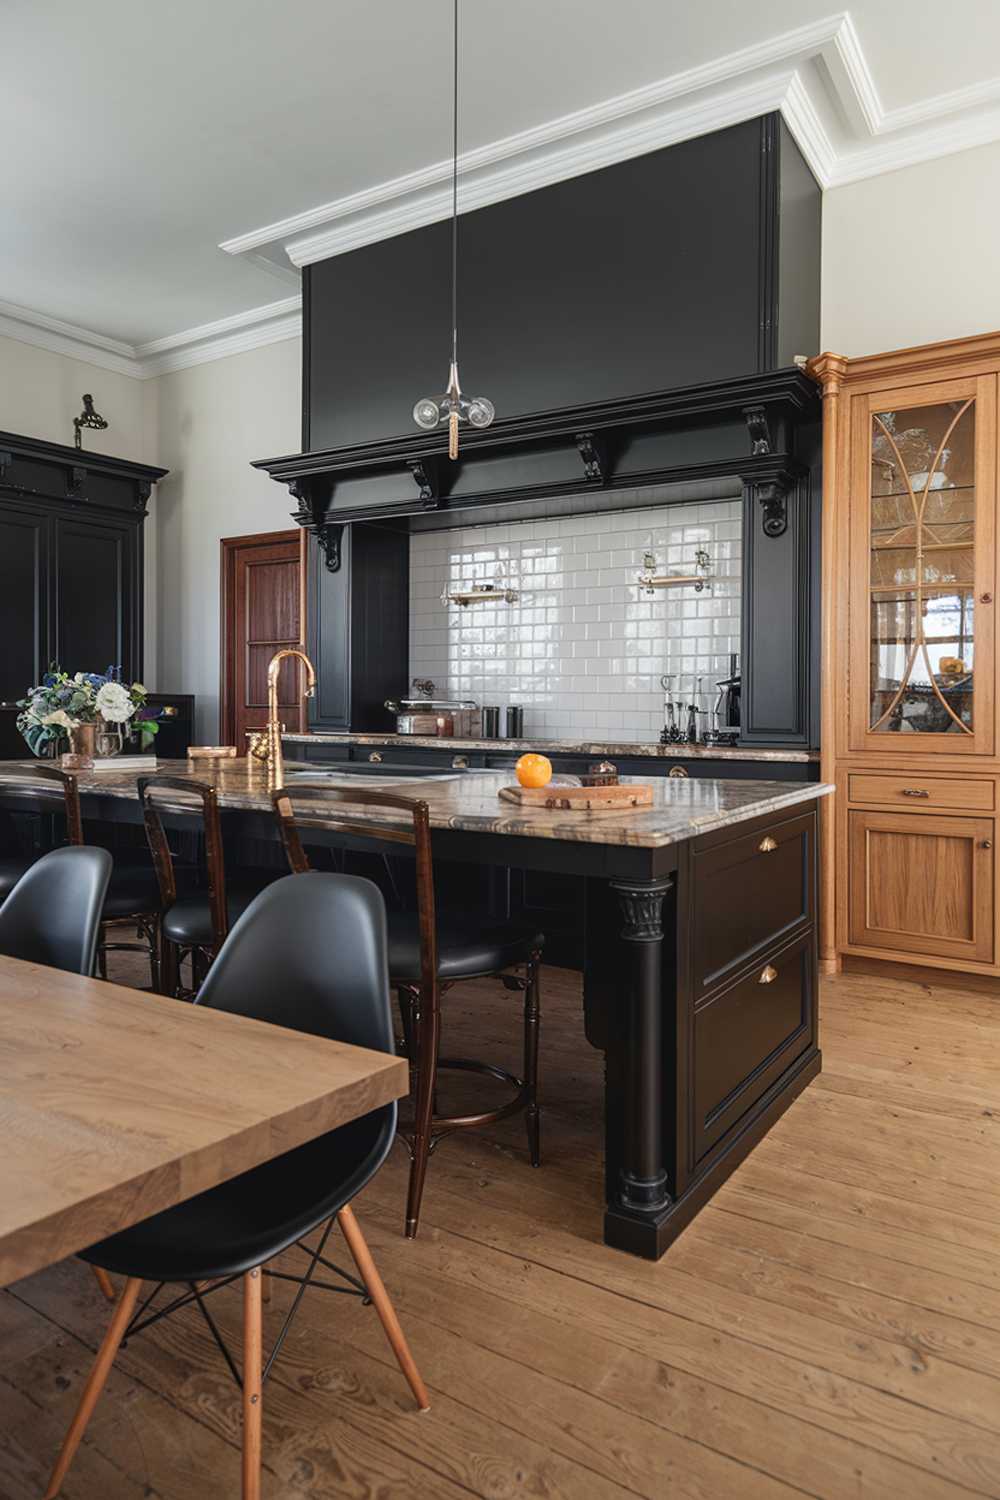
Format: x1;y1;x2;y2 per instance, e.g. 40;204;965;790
409;499;741;742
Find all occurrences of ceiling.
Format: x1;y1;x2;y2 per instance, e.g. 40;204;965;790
4;0;1000;375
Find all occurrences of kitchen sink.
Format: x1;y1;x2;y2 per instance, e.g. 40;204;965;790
286;763;464;782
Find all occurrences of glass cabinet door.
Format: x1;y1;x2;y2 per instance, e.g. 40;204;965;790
851;377;995;754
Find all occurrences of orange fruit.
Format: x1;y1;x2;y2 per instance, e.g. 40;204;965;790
515;753;552;789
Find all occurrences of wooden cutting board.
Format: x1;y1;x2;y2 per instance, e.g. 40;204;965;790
498;783;654;812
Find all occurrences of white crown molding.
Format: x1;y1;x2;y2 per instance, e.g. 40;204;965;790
11;12;1000;367
135;296;302;376
0;296;302;380
0;298;140;379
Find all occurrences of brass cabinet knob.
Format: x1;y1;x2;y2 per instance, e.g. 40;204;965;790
981;593;993;604
758;964;778;984
369;751;383;764
452;755;469;769
668;766;688;779
981;840;993;849
901;787;930;797
758;836;778;853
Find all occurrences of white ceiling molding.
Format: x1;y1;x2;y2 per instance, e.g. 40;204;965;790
135;296;302;376
0;298;140;379
0;295;302;381
222;10;1000;270
9;11;1000;374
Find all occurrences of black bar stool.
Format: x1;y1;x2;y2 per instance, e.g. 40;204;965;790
272;784;544;1238
139;774;276;998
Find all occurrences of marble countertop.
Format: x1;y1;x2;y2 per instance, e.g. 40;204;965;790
0;758;832;851
280;731;819;764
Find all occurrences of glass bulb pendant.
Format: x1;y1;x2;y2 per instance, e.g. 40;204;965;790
413;360;494;459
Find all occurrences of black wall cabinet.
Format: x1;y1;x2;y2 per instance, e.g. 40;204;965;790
0;431;167;758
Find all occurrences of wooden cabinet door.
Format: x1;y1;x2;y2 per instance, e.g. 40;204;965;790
220;531;307;748
54;515;138;679
848;809;994;964
0;503;50;707
847;374;996;756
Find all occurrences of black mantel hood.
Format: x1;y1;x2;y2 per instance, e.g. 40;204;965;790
253;365;820;556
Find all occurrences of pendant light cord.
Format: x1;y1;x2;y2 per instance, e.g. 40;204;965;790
451;0;458;369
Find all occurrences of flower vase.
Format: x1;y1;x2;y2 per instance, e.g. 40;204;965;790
68;723;97;759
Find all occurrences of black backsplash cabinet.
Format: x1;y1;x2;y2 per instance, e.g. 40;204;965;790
0;432;167;757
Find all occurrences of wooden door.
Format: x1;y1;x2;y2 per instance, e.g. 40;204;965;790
220;531;307;750
847;374;996;756
847;809;994;964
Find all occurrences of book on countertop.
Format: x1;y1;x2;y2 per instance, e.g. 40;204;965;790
89;755;158;771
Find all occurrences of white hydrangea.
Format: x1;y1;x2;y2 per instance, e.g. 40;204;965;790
95;680;134;724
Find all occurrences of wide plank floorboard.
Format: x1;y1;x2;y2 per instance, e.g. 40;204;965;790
2;958;999;1498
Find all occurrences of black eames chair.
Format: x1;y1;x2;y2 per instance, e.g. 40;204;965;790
43;872;429;1500
0;845;111;977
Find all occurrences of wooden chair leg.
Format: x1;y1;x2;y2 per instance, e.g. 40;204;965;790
405;991;439;1239
337;1204;430;1411
43;1276;142;1499
523;957;542;1168
91;1264;116;1302
242;1269;263;1500
159;932;180;998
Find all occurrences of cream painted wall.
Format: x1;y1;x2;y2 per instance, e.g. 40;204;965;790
152;338;301;739
821;138;1000;357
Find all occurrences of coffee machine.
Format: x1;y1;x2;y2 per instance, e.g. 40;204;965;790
703;653;741;747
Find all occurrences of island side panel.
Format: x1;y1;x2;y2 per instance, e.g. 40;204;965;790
585;800;821;1259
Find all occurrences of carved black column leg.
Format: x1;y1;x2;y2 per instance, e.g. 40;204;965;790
604;876;673;1251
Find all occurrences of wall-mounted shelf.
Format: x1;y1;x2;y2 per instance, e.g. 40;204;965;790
638;549;712;595
441;580;519;608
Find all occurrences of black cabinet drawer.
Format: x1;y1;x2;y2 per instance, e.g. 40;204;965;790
693;931;814;1160
286;740;350;764
690;809;814;997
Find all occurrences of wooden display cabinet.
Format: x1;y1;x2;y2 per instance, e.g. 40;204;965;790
811;333;1000;978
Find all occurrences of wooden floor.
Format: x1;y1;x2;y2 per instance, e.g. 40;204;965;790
3;958;1000;1499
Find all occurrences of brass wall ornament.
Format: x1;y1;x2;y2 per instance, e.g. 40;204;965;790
73;394;108;450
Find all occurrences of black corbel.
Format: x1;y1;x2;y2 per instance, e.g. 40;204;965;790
575;430;607;483
134;478;153;511
406;456;439;508
743;405;772;456
316;522;343;572
67;465;87;499
755;477;789;538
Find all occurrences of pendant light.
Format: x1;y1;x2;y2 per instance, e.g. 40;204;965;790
412;0;495;459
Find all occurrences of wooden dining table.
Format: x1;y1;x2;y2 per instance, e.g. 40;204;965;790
0;954;408;1288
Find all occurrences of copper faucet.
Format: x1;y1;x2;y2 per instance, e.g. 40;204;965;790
254;648;316;788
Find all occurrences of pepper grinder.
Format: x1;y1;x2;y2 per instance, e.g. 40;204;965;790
685;676;703;744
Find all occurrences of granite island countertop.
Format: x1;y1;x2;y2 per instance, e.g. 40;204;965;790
280;731;819;764
0;758;832;851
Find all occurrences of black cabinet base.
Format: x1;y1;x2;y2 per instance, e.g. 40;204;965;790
604;1045;821;1259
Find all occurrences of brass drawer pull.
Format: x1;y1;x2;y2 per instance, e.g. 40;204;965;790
981;840;993;850
668;766;688;779
452;755;469;769
369;751;383;764
759;964;778;985
900;787;930;798
758;836;777;853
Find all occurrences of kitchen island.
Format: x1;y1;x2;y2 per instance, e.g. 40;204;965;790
0;759;831;1259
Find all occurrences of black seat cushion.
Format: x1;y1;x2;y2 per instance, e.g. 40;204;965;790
387;911;543;983
81;1107;394;1282
161;872;279;948
0;853;38;902
101;856;163;919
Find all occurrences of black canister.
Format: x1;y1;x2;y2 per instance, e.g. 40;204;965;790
505;705;524;739
482;706;500;738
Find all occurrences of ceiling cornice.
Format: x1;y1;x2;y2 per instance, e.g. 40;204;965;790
0;296;302;381
8;11;1000;375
